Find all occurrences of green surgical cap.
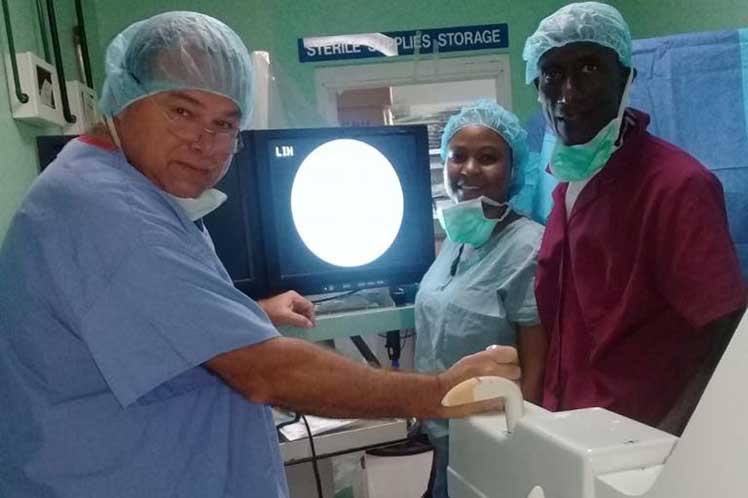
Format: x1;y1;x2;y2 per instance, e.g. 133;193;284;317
100;11;254;129
523;2;632;84
440;100;534;210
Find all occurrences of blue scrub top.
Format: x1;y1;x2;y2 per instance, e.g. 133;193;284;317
0;140;289;497
414;216;543;439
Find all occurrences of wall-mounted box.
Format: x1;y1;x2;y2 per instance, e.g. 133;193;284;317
5;51;65;127
64;80;100;135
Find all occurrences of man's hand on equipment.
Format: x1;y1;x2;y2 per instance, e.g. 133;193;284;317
435;345;521;418
259;291;316;329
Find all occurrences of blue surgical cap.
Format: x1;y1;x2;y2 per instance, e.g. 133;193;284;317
523;2;632;84
100;11;254;129
440;100;537;214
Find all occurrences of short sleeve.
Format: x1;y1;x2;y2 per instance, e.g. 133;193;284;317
653;170;746;328
79;242;278;407
498;222;544;326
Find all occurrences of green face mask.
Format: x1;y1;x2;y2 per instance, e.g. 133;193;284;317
437;196;510;247
546;70;634;182
549;115;623;182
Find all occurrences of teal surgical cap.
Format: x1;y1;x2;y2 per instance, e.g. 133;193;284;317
100;11;254;129
441;100;536;212
522;2;632;84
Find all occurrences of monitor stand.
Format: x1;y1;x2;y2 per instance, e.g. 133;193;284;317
306;287;406;368
281;288;417;369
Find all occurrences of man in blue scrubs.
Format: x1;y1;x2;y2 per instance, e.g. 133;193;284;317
0;11;519;498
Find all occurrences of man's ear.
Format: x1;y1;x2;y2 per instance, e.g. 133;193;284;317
533;78;539;91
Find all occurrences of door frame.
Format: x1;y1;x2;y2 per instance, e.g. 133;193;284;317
314;54;513;124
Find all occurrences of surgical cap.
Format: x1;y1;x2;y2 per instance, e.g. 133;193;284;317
100;11;254;129
440;100;534;209
523;2;632;84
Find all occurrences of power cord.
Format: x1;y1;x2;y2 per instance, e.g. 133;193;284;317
378;329;415;368
385;330;401;368
377;330;415;346
275;412;301;432
276;412;323;498
301;414;323;498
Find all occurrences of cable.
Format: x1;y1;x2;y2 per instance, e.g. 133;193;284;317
310;289;360;304
385;330;401;368
275;412;301;432
301;414;324;498
378;330;415;349
276;413;323;498
276;412;323;498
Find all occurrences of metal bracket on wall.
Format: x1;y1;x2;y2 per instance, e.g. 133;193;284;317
1;0;29;104
74;0;93;88
45;0;76;124
35;0;51;62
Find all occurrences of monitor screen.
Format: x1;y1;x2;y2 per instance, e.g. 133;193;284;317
251;125;435;296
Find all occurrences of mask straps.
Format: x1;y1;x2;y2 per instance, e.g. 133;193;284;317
614;68;635;146
104;115;123;150
480;196;512;223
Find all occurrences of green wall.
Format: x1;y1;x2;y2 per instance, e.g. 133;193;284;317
621;0;748;38
3;0;748;240
88;0;748;122
88;0;576;122
85;0;272;101
0;0;100;239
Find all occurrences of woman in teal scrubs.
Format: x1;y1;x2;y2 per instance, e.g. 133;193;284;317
415;100;547;498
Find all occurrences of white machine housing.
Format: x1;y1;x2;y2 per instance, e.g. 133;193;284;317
449;312;748;498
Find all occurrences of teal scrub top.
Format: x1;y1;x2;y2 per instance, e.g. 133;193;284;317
414;216;543;438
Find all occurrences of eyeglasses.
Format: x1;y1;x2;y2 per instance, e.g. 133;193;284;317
155;101;243;153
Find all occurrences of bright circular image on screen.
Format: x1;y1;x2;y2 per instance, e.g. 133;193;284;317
291;139;404;267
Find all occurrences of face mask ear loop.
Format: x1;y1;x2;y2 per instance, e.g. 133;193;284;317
614;68;635;146
494;205;511;223
105;115;123;150
479;195;511;223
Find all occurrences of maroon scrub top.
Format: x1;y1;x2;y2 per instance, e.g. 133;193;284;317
536;109;746;427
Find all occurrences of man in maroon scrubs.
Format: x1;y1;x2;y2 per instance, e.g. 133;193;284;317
523;2;745;434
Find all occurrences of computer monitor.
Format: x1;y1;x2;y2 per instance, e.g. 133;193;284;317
203;131;269;299
250;125;435;296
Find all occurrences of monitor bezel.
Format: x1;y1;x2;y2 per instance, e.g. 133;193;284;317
204;130;271;299
251;125;435;296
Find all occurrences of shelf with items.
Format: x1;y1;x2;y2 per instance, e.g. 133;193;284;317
392;110;452;237
428;148;448;241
